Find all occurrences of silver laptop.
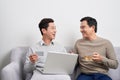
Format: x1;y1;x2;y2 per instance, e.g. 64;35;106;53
37;51;78;74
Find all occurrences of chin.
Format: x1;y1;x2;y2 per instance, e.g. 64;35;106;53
83;36;88;39
52;37;55;40
51;37;55;40
82;34;87;37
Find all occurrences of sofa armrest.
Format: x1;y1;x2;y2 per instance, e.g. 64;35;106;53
1;62;23;80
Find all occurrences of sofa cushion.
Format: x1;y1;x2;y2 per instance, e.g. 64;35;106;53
10;47;29;79
1;62;23;80
108;47;120;80
10;47;29;64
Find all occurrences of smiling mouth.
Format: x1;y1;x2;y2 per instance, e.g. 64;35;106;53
53;34;55;36
81;32;85;34
81;32;87;36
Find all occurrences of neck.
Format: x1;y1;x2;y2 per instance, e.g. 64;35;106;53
86;33;97;41
42;36;52;45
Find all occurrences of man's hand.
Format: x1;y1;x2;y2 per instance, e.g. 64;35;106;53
29;53;38;63
92;52;102;62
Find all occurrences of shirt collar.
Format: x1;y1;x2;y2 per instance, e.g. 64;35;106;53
40;40;54;46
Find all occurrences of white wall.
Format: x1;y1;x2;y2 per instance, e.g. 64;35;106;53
0;0;120;71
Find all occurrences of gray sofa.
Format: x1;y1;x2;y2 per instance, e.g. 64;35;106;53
1;47;120;80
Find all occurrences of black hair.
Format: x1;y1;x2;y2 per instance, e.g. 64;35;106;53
38;18;54;35
80;16;97;33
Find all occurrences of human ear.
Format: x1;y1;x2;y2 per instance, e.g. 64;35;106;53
42;28;47;34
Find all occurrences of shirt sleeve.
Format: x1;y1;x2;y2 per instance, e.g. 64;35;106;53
23;48;36;73
74;41;79;54
102;40;118;69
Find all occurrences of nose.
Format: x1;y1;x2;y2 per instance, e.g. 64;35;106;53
54;28;57;33
80;28;83;32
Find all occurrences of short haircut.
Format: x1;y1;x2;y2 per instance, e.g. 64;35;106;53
38;18;54;35
80;16;97;33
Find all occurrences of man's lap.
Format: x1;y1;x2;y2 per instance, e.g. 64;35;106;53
31;70;71;80
77;73;112;80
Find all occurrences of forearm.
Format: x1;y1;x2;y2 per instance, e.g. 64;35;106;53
24;62;36;73
102;56;118;69
103;40;119;69
24;47;36;73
